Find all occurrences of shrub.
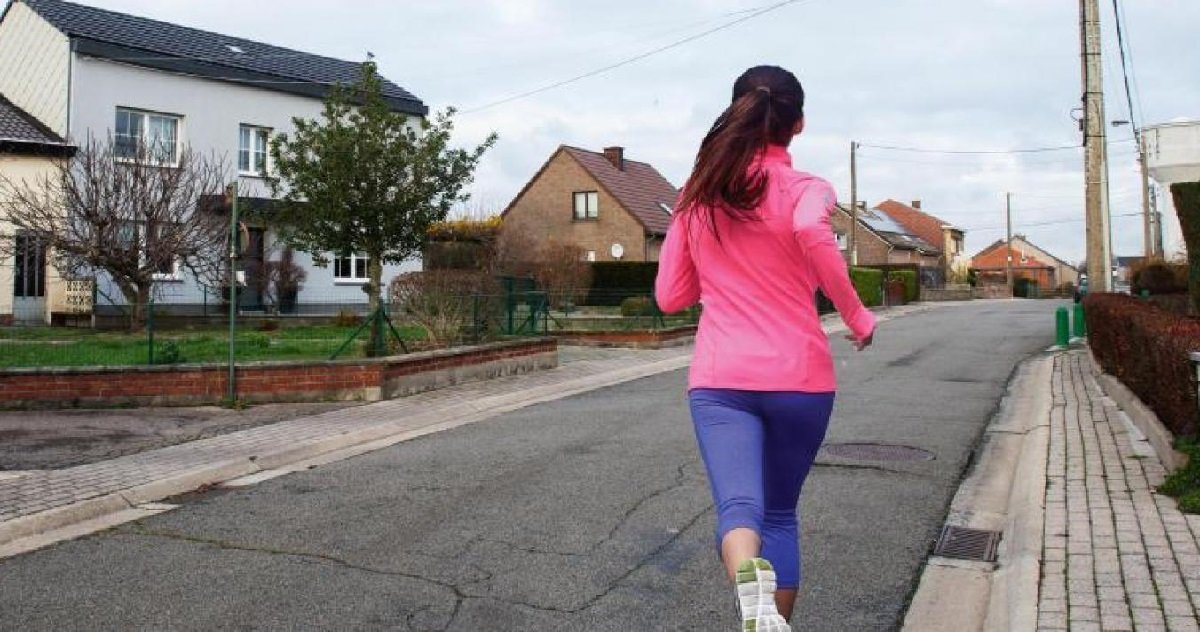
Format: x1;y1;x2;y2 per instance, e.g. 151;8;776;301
887;270;919;303
1132;260;1187;296
1084;293;1199;437
153;341;186;365
389;270;501;345
1172;182;1200;315
1159;438;1200;513
586;262;659;306
620;296;657;317
849;267;883;307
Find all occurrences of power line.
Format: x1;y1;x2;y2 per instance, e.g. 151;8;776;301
460;0;814;114
966;211;1142;232
1114;0;1146;123
857;138;1135;155
1111;0;1139;127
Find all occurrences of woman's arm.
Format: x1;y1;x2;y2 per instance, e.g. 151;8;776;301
792;181;876;343
654;216;701;313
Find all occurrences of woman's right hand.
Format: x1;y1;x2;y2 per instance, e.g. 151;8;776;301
845;329;874;352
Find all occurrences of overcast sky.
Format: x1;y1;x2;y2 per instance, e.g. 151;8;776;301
72;0;1199;263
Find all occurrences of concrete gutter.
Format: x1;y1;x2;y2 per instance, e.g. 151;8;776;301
902;353;1054;632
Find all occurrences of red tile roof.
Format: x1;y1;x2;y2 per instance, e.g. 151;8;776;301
877;200;957;252
561;146;677;236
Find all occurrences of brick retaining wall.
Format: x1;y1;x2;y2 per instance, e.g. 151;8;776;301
0;339;557;409
553;326;696;349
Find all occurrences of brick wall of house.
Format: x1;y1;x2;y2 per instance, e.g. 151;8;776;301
830;208;891;265
972;245;1057;289
0;339;557;409
502;150;650;262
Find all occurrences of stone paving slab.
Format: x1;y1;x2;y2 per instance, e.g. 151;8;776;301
1038;351;1200;631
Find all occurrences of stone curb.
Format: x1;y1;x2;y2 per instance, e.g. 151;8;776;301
902;353;1054;632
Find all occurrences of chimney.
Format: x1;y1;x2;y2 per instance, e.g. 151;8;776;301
603;146;625;171
911;199;922;209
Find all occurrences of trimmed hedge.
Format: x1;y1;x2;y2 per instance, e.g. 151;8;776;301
850;267;883;307
888;270;919;303
586;262;659;306
1084;293;1200;437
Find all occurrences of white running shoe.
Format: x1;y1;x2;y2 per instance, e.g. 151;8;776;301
735;558;791;632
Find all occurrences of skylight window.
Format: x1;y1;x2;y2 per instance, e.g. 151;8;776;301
657;202;672;215
226;45;245;54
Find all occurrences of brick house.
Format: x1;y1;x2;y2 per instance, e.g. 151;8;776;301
971;235;1081;291
829;202;942;280
877;199;967;277
500;145;677;262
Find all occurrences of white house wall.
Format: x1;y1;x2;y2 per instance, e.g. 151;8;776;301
0;1;70;134
71;56;419;308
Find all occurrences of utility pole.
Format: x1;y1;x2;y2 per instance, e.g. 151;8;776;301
849;141;859;266
1081;0;1113;292
1006;192;1014;294
1137;134;1155;257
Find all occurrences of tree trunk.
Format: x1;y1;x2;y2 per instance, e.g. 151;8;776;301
1171;182;1200;315
116;280;146;332
367;254;384;356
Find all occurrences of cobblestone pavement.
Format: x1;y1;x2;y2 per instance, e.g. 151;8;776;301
1039;351;1200;632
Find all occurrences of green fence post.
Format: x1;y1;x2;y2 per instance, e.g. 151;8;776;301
1056;306;1070;347
1073;303;1086;338
147;291;155;365
227;182;239;404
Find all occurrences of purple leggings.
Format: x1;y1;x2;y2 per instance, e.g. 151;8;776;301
688;389;834;589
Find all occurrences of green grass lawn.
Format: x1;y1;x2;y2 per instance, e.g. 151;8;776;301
0;324;428;368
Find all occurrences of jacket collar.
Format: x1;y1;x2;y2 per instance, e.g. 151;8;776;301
760;144;792;166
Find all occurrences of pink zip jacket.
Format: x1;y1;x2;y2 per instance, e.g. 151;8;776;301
655;144;876;393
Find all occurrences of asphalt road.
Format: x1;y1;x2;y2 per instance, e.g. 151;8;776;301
0;300;1064;631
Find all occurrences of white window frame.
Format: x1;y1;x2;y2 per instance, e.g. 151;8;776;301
585;250;597;262
115;108;182;166
573;191;599;220
835;232;848;251
239;124;272;176
332;253;371;284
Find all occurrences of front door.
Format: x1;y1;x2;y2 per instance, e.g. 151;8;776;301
12;233;46;324
239;227;266;311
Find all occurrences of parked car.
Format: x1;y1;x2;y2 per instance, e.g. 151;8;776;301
1074;275;1088;303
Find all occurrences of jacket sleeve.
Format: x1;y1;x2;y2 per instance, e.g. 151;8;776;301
654;216;700;314
792;181;876;341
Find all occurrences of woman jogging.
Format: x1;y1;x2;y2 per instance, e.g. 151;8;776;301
655;65;876;631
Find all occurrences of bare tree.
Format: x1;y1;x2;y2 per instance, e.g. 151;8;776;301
0;136;228;329
243;238;307;315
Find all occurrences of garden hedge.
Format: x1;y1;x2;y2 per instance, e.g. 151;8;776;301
586;262;659;306
849;267;883;307
1084;293;1200;437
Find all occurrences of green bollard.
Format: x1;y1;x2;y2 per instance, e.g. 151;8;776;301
1073;303;1086;338
1056;306;1070;347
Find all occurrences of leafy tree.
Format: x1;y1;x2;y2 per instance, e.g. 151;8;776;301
269;61;496;352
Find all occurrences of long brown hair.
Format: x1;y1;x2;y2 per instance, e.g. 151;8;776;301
676;66;805;234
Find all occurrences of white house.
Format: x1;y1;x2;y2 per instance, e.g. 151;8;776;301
0;0;427;323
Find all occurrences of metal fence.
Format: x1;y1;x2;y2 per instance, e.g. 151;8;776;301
0;281;707;370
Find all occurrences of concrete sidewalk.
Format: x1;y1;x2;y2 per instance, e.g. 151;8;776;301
1038;350;1200;631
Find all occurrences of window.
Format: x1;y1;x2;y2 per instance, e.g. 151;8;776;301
333;254;370;283
952;237;964;255
13;233;46;298
239;125;271;175
657;202;673;215
573;191;598;220
835;232;848;251
585;250;597;262
148;223;181;281
115;108;181;164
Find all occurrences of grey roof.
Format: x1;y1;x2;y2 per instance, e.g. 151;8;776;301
15;0;427;116
0;92;72;154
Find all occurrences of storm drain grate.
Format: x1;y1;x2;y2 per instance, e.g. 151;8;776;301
818;442;935;462
933;525;1001;562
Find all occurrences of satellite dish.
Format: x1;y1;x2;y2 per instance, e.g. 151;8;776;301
610;243;625;260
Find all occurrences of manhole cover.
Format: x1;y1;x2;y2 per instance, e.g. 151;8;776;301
819;443;935;462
